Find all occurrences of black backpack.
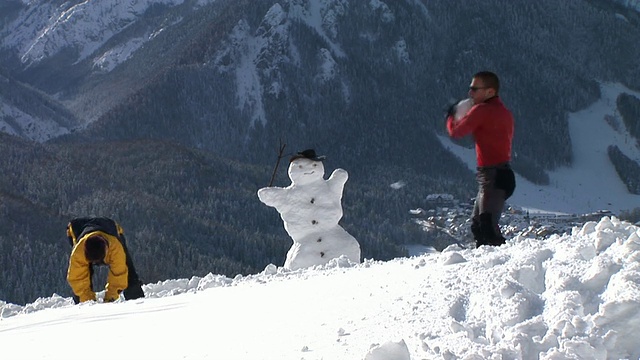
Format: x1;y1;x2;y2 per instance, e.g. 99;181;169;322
67;217;124;246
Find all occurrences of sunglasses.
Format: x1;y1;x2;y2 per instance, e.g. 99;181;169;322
469;86;489;92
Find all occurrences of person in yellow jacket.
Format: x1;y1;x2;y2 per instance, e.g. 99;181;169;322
67;217;144;303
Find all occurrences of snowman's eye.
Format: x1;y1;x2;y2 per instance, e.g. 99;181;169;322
313;163;317;167
298;165;302;168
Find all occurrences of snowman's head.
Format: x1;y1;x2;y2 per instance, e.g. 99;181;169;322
288;158;325;185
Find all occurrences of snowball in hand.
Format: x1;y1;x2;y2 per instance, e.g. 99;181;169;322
455;98;473;120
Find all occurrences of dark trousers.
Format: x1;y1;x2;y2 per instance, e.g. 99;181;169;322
119;238;144;301
471;163;515;247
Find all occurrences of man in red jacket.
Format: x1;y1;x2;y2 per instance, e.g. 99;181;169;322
446;71;516;248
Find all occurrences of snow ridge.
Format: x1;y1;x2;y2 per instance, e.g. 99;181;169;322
2;217;640;359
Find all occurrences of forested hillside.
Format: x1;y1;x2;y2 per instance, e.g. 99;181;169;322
50;0;636;186
0;133;429;304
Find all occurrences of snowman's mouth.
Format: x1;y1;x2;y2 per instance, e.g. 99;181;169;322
304;171;315;175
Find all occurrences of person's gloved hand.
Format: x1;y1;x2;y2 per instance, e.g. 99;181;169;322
446;101;460;117
104;288;124;303
78;290;97;303
103;295;118;303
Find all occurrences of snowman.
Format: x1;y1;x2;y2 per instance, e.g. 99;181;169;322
257;149;361;270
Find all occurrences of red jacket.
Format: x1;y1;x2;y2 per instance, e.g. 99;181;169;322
447;96;514;167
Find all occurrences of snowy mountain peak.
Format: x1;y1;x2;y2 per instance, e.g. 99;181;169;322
263;3;287;29
3;0;186;66
211;0;354;127
287;0;346;56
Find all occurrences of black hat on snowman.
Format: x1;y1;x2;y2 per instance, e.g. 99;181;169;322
289;149;326;162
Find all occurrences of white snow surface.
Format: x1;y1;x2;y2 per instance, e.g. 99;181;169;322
439;82;640;215
2;216;640;359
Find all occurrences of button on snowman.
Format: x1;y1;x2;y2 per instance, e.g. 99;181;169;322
258;149;361;270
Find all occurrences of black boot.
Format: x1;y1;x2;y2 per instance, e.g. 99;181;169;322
479;213;505;246
121;242;145;300
123;280;145;300
471;216;485;248
123;265;145;300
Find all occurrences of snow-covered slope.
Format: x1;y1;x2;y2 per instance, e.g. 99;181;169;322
1;216;639;359
2;0;186;67
0;100;69;142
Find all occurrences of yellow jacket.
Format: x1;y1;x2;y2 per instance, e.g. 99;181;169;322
67;230;129;302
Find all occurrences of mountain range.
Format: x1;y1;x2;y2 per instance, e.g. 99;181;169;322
0;0;639;305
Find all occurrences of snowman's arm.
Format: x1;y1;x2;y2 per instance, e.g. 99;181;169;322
257;187;285;207
327;168;348;193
